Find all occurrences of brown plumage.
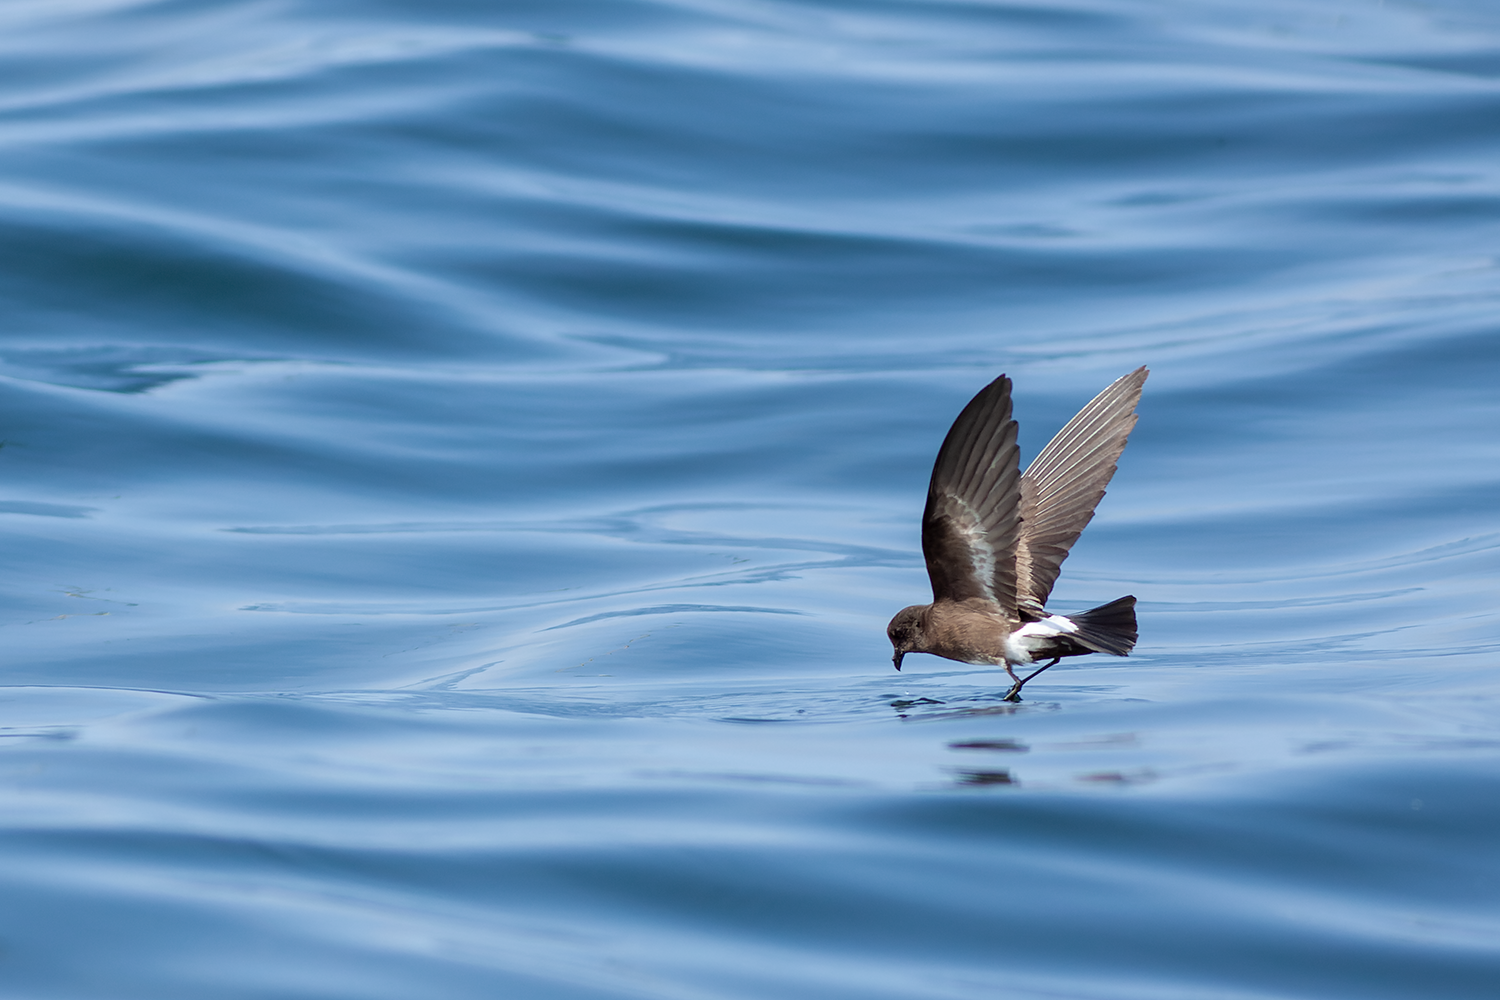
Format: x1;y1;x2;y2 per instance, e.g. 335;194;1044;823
887;368;1148;701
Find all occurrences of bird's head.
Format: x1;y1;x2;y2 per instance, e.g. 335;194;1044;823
887;605;928;671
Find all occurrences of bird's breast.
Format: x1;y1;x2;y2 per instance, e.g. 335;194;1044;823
921;600;1015;665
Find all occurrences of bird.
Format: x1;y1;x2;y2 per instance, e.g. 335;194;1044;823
887;367;1147;702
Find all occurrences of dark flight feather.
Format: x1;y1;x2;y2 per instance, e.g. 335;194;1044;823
1015;366;1148;617
920;375;1022;611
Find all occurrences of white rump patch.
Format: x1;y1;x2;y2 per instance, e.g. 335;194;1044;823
1014;614;1078;638
1003;614;1078;665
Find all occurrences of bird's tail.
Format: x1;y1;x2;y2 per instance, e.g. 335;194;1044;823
1067;596;1137;657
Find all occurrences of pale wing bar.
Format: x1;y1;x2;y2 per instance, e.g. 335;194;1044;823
1015;367;1148;616
921;375;1022;610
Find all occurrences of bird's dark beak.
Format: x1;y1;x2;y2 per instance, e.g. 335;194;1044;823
892;651;904;671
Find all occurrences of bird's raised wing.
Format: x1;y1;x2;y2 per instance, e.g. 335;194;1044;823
1014;367;1147;618
920;375;1022;611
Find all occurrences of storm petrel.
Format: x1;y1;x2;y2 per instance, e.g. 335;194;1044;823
888;367;1147;701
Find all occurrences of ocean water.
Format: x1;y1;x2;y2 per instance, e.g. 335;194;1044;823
2;1;1499;997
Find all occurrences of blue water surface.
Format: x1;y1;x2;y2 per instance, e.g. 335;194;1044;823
2;1;1499;997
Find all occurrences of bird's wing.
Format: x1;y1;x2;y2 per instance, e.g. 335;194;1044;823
1014;367;1148;618
920;375;1022;611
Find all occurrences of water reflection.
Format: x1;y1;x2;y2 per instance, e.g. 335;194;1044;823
948;738;1029;752
1076;769;1158;786
888;696;945;719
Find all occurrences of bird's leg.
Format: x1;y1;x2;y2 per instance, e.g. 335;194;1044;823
1003;657;1062;702
1002;663;1022;701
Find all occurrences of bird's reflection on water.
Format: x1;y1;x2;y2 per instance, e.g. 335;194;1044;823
948;739;1029;752
889;696;1040;721
945;736;1028;787
887;696;945;717
953;769;1016;786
